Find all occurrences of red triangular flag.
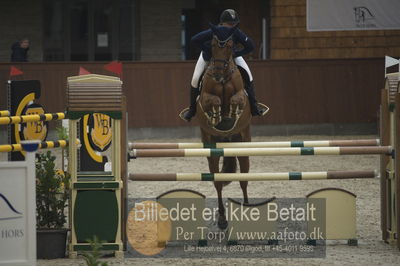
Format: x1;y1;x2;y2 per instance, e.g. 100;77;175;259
79;66;91;75
10;66;23;77
104;61;122;77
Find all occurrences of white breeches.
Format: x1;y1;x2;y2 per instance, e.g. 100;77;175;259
234;56;253;82
191;53;208;88
190;52;253;88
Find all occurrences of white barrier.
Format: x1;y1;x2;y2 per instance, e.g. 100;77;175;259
0;141;39;266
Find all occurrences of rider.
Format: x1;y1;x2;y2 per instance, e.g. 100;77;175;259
183;9;266;122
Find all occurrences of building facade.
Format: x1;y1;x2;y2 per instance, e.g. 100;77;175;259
1;0;399;63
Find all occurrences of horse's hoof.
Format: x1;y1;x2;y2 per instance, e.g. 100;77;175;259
218;216;228;230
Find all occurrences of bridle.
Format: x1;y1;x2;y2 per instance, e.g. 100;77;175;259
199;33;246;131
206;35;237;84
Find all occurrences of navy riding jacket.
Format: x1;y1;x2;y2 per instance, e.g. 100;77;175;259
191;26;254;61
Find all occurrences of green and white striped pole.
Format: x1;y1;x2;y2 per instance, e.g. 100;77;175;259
129;139;380;149
129;146;392;158
130;170;377;181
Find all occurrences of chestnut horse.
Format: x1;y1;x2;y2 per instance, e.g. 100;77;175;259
195;25;252;229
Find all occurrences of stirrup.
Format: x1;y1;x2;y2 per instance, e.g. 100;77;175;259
179;107;191;122
256;103;269;116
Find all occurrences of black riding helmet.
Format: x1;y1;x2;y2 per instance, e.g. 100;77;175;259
219;9;240;25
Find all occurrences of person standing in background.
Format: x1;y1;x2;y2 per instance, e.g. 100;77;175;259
11;38;30;62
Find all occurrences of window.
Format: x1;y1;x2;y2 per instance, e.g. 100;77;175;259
43;0;134;61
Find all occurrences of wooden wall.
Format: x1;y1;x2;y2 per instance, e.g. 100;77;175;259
0;58;384;129
270;0;400;59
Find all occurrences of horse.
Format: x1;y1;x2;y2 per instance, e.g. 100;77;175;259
195;25;252;229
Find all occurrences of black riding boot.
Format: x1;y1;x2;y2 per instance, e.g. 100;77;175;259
245;81;262;116
183;86;200;121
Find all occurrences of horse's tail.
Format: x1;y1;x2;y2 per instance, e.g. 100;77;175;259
221;156;237;187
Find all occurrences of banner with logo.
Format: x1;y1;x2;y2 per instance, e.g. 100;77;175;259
0;151;36;265
307;0;400;31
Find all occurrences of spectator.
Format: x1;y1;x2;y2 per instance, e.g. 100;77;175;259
11;38;30;62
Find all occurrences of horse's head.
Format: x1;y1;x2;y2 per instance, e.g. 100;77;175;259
209;24;236;83
198;25;249;133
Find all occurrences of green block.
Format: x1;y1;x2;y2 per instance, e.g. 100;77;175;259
73;244;120;251
289;172;302;180
300;147;315;155
389;103;395;112
67;111;122;120
74;190;119;243
290;141;304;147
210;148;224;157
73;182;120;189
203;143;217;149
201;173;215;181
77;172;114;181
78;171;113;176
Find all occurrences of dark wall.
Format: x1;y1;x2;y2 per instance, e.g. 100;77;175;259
0;58;384;128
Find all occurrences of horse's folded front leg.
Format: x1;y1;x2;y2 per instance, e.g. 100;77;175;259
203;94;222;126
229;91;245;120
207;105;221;126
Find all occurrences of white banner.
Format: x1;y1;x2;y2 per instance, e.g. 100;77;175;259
0;151;36;266
307;0;400;31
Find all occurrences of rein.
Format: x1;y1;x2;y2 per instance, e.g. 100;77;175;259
206;34;237;84
207;59;236;84
198;32;246;131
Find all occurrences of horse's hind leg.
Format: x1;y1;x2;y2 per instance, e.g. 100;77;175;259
238;157;249;204
201;129;227;229
214;181;228;229
237;126;251;204
208;157;228;229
